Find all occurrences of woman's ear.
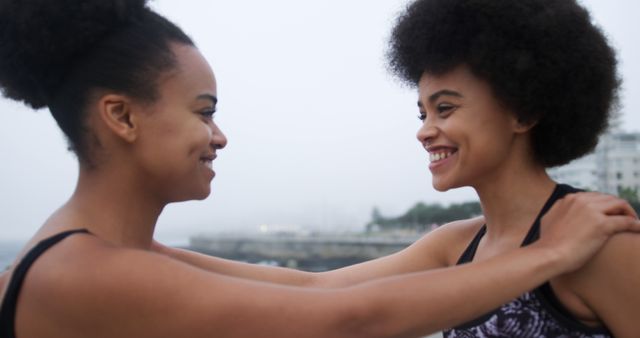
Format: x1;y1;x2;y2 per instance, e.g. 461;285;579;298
97;94;139;143
513;117;538;134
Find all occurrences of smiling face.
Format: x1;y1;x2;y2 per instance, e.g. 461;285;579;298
133;44;227;203
416;65;526;192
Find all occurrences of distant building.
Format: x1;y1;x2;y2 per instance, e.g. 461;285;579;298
548;131;640;195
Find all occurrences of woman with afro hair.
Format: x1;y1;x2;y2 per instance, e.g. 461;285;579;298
384;0;640;336
0;0;638;337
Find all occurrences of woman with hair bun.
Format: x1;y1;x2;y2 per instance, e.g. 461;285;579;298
0;1;638;337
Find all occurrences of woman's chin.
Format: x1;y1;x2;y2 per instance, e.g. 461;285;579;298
194;187;212;201
171;187;212;203
432;178;462;192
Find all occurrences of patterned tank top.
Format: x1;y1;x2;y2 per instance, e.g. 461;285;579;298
443;184;613;338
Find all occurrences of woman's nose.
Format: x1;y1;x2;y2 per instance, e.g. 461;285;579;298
416;119;438;147
210;123;227;150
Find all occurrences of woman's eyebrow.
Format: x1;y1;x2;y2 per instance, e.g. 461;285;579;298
418;90;463;108
196;94;218;105
428;89;463;103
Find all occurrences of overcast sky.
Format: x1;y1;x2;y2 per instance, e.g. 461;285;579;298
1;0;638;243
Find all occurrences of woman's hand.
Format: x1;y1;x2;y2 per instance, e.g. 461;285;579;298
537;192;640;273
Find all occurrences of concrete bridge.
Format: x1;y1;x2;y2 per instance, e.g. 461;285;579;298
188;232;422;271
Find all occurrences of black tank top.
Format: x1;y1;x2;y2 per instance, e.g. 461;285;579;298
443;184;612;337
0;229;89;338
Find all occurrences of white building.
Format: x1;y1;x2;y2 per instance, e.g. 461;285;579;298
548;132;640;196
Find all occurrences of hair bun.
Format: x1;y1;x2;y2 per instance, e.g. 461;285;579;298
0;0;149;109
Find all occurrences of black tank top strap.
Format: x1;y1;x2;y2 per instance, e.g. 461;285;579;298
455;184;577;264
0;229;90;338
456;225;486;264
522;184;581;245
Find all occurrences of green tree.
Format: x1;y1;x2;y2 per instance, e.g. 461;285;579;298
618;186;639;203
618;186;640;214
367;201;482;231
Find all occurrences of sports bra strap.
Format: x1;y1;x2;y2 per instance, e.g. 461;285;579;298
0;229;90;338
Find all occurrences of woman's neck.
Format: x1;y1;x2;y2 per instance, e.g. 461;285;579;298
53;164;165;250
474;157;556;241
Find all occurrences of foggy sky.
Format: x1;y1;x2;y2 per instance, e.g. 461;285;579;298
1;0;638;243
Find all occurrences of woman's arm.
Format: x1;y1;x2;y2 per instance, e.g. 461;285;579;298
26;240;557;338
152;218;458;288
570;232;640;337
23;193;639;338
543;192;640;337
155;192;638;288
153;244;320;285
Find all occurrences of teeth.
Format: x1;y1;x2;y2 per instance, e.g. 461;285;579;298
201;159;213;169
429;151;453;163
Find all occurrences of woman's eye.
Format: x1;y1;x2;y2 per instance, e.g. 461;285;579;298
200;109;216;119
437;104;455;115
418;112;427;121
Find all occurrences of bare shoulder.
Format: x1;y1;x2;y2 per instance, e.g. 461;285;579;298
23;234;201;302
16;234;369;338
411;216;486;266
18;233;349;338
312;216;488;286
559;232;640;336
17;234;220;337
574;232;640;279
554;231;640;289
432;216;486;240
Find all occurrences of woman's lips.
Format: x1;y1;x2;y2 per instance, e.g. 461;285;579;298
427;147;458;171
200;153;217;177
